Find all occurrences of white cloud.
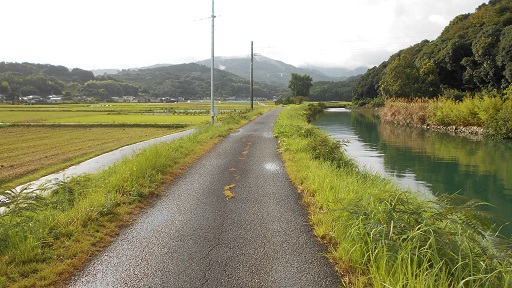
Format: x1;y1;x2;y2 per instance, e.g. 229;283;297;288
0;0;487;70
428;14;449;26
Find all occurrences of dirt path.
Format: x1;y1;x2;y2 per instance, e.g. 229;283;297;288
68;109;340;287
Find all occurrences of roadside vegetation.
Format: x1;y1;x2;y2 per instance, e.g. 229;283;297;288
379;87;512;139
0;104;272;287
274;103;512;287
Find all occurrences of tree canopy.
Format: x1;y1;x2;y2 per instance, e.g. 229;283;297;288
0;63;138;103
288;73;313;98
309;76;360;102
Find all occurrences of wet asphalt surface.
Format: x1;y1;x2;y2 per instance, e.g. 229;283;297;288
68;108;341;287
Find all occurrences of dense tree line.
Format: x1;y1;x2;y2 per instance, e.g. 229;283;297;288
0;62;95;84
0;62;287;103
309;75;361;102
0;62;139;103
353;0;512;105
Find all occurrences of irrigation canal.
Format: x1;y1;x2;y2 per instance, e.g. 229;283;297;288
314;108;512;238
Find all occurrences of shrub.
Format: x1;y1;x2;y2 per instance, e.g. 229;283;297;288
382;89;512;139
485;107;512;139
379;98;430;126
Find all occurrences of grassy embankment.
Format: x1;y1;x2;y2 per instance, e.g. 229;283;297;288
0;104;272;287
379;88;512;139
274;104;512;287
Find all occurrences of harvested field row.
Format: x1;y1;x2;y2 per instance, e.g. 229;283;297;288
0;126;183;187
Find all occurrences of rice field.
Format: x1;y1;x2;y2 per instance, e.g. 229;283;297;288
0;126;183;187
0;102;258;124
0;102;257;187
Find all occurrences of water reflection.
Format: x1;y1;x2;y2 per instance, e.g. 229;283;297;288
315;109;512;237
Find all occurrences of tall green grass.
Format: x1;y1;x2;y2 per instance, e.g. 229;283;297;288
0;107;271;287
274;104;512;287
379;87;512;139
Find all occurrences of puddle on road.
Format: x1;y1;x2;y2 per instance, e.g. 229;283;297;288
264;162;281;172
231;128;244;135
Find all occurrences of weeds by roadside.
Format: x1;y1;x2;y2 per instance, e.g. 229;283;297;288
274;104;512;287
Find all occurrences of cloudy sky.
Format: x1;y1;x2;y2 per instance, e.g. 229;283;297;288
2;0;486;70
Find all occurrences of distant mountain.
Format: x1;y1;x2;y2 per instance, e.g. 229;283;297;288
302;66;369;78
196;56;341;87
90;57;363;87
141;64;175;70
90;69;120;76
90;64;175;76
110;63;286;100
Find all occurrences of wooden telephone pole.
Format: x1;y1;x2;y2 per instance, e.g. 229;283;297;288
210;0;215;124
250;41;254;111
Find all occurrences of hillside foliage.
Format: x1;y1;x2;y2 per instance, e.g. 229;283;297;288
353;0;512;105
309;76;361;102
111;63;285;100
0;62;139;102
0;62;288;103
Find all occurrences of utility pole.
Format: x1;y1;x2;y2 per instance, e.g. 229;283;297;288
250;41;254;111
210;0;215;125
250;42;260;111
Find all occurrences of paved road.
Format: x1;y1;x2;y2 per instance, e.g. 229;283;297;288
68;109;340;287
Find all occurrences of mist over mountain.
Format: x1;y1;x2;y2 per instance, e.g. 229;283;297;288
302;66;369;78
90;69;120;76
195;56;352;87
90;56;367;88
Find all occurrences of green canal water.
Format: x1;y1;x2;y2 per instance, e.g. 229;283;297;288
314;108;512;237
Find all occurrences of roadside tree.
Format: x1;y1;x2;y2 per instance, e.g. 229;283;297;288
288;73;313;98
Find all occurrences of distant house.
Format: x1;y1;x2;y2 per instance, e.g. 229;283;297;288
158;97;178;103
0;94;4;102
22;95;42;104
136;97;151;103
111;96;138;103
124;96;136;102
48;95;63;103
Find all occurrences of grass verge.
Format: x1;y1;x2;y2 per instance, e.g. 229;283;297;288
0;106;272;288
274;104;512;287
